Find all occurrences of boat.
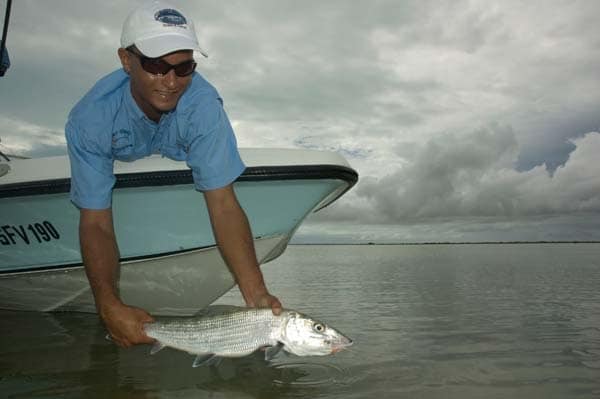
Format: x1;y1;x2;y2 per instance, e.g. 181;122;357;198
0;148;358;315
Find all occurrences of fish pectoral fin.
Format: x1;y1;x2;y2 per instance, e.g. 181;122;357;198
192;354;218;368
264;342;284;361
150;341;166;355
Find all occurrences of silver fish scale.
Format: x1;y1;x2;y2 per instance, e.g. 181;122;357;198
145;308;285;356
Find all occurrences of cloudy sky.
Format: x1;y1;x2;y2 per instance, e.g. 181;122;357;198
1;0;599;243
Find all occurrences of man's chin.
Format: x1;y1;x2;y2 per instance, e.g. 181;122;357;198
152;101;177;114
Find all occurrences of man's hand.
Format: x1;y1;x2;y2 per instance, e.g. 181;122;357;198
100;301;155;347
79;209;154;347
204;185;283;316
246;291;283;316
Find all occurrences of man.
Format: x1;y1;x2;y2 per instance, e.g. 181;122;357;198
66;1;282;348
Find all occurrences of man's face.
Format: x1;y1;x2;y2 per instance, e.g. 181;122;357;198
119;48;194;122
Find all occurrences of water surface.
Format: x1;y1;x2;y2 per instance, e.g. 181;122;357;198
1;244;600;398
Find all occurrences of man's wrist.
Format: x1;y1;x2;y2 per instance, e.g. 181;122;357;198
96;294;124;317
241;285;269;306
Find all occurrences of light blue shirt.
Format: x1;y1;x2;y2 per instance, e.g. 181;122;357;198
66;69;245;209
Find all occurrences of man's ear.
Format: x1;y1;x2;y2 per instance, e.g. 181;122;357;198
117;48;131;73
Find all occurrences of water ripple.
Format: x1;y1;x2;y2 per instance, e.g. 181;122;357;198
269;362;354;387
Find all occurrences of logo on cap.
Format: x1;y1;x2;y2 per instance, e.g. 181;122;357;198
154;9;187;26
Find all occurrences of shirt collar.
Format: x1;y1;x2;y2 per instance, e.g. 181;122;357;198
123;81;150;121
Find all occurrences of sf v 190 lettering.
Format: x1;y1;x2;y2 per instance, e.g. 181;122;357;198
0;221;60;245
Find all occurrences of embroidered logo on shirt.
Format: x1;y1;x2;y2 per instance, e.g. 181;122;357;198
155;9;187;27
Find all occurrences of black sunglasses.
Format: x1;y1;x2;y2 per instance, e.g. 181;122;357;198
127;49;197;77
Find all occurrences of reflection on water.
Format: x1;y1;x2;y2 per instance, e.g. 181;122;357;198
1;244;600;398
0;310;344;399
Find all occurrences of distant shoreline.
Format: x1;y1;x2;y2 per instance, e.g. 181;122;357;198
290;241;600;246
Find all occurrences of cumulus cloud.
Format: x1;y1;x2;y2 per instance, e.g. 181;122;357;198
0;116;66;157
2;0;600;241
320;128;600;224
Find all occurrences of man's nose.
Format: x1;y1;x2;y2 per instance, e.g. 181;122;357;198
162;69;177;88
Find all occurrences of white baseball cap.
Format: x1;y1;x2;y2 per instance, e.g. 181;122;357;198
121;1;208;58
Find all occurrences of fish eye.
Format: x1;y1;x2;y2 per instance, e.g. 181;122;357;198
313;323;325;333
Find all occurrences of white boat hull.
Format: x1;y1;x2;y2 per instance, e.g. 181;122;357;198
0;149;357;315
0;235;286;315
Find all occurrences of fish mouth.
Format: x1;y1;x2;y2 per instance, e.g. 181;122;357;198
331;337;353;353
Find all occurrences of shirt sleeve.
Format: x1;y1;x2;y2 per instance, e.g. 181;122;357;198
66;120;115;209
185;98;246;191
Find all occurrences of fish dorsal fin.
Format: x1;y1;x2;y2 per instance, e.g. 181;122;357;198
192;354;219;367
150;341;166;355
193;304;247;317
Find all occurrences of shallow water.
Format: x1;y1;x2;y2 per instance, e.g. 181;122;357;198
1;244;600;398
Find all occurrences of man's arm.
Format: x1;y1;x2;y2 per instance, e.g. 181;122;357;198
203;184;282;314
79;208;154;347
